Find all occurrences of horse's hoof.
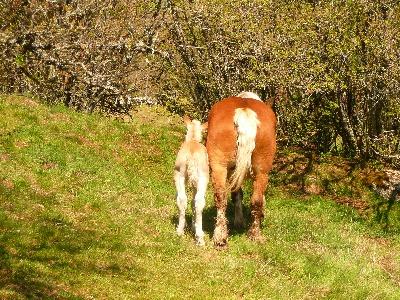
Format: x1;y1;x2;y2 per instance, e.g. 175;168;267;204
213;240;228;250
248;234;264;243
234;219;245;229
213;234;228;249
247;227;262;241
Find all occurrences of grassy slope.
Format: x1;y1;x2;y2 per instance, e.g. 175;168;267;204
0;95;399;299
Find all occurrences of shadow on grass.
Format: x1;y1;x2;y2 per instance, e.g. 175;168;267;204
272;150;400;233
375;183;400;233
170;194;252;242
170;151;400;243
0;211;89;299
0;237;84;300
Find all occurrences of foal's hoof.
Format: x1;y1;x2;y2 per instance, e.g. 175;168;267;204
195;239;206;246
176;228;185;236
195;234;205;246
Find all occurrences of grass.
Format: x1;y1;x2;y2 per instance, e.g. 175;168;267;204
0;95;399;299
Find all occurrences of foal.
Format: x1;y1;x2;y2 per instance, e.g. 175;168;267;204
174;115;209;245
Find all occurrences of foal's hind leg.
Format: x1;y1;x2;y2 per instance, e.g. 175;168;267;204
191;181;207;246
231;188;245;228
174;171;187;236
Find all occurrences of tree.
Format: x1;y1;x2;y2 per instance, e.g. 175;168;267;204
1;0;399;163
0;0;156;114
152;0;399;162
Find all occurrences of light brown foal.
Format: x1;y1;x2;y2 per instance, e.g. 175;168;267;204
174;116;209;245
206;92;276;249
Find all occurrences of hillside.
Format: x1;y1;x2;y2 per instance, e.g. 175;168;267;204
0;95;399;299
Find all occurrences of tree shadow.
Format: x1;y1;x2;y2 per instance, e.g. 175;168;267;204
0;236;84;300
271;151;359;195
375;183;400;232
274;150;400;233
0;211;95;300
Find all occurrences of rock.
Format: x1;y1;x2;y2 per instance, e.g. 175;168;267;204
368;169;400;202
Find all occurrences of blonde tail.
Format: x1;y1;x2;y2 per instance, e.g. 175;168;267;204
187;154;199;186
228;108;260;191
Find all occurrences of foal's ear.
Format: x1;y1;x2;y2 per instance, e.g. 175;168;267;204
201;122;208;131
184;115;191;125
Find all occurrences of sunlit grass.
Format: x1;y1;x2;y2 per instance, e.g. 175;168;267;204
0;95;399;299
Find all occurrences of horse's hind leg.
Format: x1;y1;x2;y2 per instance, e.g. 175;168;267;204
231;188;244;228
174;170;187;236
248;173;268;240
211;167;229;249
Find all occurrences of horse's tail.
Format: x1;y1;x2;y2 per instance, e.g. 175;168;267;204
228;108;260;192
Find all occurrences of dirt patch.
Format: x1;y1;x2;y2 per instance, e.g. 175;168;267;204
14;141;29;148
0;153;10;162
2;180;15;189
22;97;40;107
77;136;104;157
379;254;400;285
332;196;370;214
42;162;59;170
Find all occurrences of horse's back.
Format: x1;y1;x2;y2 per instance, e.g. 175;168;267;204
208;97;275;124
207;96;276;141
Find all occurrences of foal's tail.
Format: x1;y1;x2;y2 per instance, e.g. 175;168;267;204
228;108;260;192
187;154;199;186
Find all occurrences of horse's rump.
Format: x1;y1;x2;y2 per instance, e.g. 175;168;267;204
207;97;276;173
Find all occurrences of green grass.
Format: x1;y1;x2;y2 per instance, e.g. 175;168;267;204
0;95;399;299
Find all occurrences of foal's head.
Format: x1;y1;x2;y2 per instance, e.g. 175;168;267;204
184;115;208;143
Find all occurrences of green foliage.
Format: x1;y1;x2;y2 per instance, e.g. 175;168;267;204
154;0;400;160
0;0;154;114
1;0;399;160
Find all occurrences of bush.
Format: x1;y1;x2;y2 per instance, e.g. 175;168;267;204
1;0;399;162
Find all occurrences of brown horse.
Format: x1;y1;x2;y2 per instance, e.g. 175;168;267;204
206;92;276;248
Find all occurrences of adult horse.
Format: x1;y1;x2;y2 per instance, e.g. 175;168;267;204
206;92;276;248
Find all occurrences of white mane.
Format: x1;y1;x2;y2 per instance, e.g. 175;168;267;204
236;91;261;101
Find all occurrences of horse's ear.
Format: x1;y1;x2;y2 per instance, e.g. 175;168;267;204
201;122;208;131
184;115;191;125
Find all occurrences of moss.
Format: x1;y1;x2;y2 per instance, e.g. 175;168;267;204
361;171;390;188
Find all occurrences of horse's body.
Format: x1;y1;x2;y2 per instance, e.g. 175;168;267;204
174;116;209;245
206;93;276;248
